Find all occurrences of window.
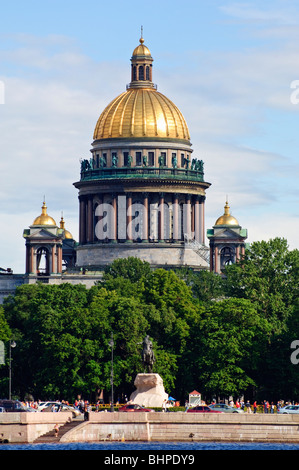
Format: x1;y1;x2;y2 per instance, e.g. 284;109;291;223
161;152;167;166
136;151;142;166
148;152;155;166
139;66;144;80
123;152;129;166
181;153;185;167
146;66;150;80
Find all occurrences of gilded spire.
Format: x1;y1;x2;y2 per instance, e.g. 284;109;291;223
32;200;57;226
224;200;230;217
214;200;239;226
60;213;73;239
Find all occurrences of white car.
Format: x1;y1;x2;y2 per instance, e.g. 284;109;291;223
37;401;60;411
209;403;244;413
38;401;81;417
277;405;299;414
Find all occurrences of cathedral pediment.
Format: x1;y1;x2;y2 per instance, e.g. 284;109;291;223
24;228;62;240
214;228;241;238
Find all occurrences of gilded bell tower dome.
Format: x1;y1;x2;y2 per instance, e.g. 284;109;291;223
74;35;211;270
32;201;57;226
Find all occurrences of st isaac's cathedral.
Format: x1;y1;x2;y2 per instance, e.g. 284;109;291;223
0;35;248;302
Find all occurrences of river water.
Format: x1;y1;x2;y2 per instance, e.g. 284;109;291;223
1;441;299;450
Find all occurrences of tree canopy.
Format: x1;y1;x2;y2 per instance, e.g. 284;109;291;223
1;238;299;404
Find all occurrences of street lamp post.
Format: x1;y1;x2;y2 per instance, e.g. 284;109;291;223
109;333;114;412
9;340;16;400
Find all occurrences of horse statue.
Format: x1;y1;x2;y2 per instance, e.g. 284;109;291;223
142;335;156;373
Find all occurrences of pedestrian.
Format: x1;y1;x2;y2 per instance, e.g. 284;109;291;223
54;423;59;438
253;401;257;413
264;400;268;413
246;400;251;413
162;399;167;412
270;402;275;413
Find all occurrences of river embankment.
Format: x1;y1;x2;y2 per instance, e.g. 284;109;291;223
1;411;299;444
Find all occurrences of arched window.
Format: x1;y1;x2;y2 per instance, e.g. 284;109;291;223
36;247;50;275
220;246;234;269
139;66;144;80
146;66;150;80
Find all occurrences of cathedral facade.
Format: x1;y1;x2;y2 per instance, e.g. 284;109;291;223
0;36;248;302
74;36;211;270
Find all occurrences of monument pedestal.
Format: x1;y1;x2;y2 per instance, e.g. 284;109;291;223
130;373;168;408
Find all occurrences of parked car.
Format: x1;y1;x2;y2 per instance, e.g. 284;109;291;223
39;401;81;417
0;400;28;412
209;403;244;413
187;405;223;413
37;401;61;411
118;404;154;412
277;405;299;414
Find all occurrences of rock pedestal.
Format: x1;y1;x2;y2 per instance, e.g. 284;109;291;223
130;373;168;408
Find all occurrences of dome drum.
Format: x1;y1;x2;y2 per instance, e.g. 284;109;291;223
80;139;206;184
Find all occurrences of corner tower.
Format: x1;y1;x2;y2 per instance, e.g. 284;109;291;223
74;36;211;269
207;201;248;274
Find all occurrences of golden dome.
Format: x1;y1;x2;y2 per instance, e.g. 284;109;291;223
215;201;239;226
132;37;152;57
32;201;57;226
60;216;73;239
93;36;190;142
93;88;190;141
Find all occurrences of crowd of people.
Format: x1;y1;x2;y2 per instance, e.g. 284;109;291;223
227;399;290;413
21;397;296;413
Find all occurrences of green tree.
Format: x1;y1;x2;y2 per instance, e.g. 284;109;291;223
3;283;103;400
194;298;263;398
103;256;151;283
176;267;225;303
224;238;299;400
224;238;299;335
0;306;12;397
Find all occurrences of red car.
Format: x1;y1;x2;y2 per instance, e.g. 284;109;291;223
118;404;154;412
187;405;223;413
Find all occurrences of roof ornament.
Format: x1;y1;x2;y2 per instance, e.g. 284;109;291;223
140;25;144;43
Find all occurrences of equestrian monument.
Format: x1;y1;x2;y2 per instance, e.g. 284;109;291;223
129;336;168;407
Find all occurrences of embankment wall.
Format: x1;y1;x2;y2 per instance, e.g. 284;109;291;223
2;412;299;444
0;412;73;443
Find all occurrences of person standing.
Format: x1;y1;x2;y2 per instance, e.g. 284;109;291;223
264;400;269;413
54;423;59;438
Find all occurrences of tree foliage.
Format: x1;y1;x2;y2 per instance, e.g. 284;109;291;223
1;238;299;403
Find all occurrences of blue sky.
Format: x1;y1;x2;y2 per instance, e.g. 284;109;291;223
0;0;299;272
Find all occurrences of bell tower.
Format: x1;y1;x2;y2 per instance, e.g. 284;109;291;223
207;201;248;274
23;201;76;278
